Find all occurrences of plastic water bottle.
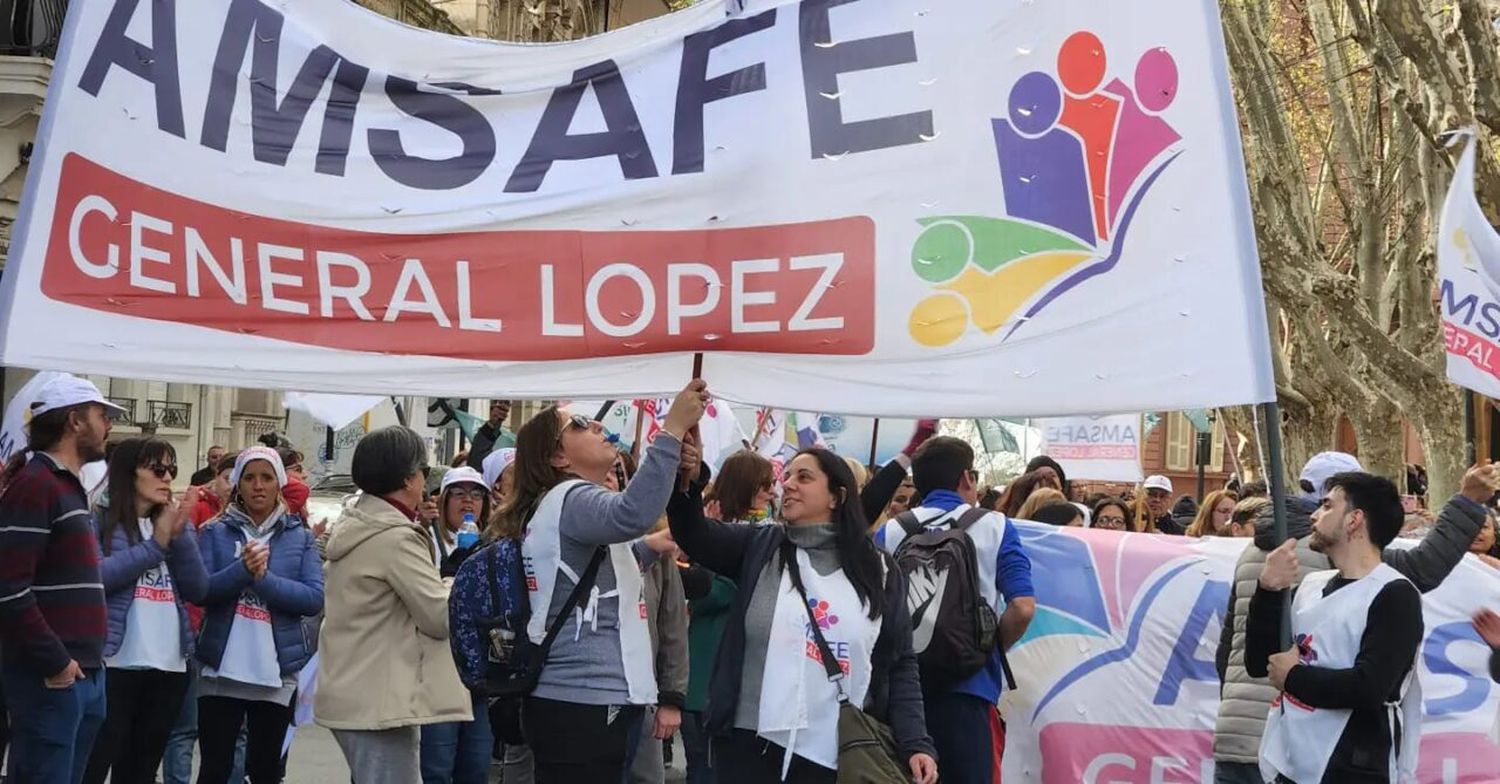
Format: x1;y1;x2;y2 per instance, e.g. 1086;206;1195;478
456;512;481;550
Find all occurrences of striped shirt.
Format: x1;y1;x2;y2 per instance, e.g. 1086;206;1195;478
0;452;105;675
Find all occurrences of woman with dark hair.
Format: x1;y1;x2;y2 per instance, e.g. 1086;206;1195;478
82;438;208;784
997;469;1061;518
197;446;323;784
667;448;937;784
492;383;704;784
1026;455;1072;500
676;449;775;783
317;428;468;784
1091;497;1134;532
1031;502;1085;527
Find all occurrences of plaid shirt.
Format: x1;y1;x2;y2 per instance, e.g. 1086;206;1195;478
0;452;105;675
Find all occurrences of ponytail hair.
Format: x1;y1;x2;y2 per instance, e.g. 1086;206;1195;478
0;407;77;494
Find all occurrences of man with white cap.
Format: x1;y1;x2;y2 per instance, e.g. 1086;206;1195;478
0;374;123;784
1210;454;1498;784
1141;475;1186;534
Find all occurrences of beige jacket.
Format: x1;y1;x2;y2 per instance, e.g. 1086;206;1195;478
314;494;472;730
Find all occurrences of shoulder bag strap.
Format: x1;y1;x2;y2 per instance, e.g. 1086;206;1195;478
535;546;608;657
781;540;849;695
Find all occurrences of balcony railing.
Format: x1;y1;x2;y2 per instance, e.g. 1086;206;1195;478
0;1;68;58
148;400;192;430
105;396;136;425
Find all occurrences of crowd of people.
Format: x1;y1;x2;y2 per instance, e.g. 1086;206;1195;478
0;374;1497;784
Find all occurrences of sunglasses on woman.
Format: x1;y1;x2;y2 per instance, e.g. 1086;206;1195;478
556;414;593;444
146;463;179;480
448;488;488;502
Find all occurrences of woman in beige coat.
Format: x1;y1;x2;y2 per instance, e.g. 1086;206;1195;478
314;426;471;784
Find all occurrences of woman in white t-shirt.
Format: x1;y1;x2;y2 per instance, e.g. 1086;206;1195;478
196;447;324;784
82;437;209;784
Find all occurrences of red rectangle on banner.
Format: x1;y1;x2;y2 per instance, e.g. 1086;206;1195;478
42;154;876;360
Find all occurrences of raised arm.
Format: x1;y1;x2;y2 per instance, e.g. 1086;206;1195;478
667;468;755;580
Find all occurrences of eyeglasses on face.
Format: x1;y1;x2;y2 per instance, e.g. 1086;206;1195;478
144;463;178;480
1095;516;1127;528
448;487;487;502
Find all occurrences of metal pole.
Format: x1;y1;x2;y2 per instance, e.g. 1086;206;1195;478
1464;389;1477;466
868;418;881;468
1261;400;1293;648
1195;432;1208;502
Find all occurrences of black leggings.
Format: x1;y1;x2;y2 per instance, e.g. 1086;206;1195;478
523;697;642;784
197;696;293;784
82;667;189;784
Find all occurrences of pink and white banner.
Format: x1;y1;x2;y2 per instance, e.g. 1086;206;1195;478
1004;523;1500;783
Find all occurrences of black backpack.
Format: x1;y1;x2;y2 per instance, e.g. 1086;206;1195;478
893;507;1013;690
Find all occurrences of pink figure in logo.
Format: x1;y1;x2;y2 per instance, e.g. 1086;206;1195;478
1056;31;1122;242
1102;47;1181;229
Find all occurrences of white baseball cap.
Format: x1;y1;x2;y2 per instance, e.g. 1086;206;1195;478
1299;452;1364;500
481;448;516;490
1143;475;1174;494
441;466;487;495
30;375;124;418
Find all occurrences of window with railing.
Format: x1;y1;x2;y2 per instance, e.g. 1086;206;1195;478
1;1;69;58
148;400;192;430
106;397;137;425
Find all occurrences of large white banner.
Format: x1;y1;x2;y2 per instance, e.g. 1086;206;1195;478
0;0;1274;417
1438;136;1500;397
1003;524;1500;783
1037;414;1143;482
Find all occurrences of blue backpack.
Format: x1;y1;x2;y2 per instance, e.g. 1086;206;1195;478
448;538;604;742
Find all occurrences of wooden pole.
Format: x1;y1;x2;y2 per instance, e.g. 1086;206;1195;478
692;352;704;379
1465;389;1477;465
868;418;881;468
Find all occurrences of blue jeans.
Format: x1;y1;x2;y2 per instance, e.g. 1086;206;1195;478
2;664;107;784
160;667;246;784
419;693;493;784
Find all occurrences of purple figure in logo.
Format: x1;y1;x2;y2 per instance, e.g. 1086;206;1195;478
993;71;1095;244
1103;48;1180;228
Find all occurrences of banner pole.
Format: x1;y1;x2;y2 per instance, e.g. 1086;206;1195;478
593;400;615;422
868;418;881;468
1261;400;1292;648
1465;389;1477;466
632;401;645;461
692;352;704;379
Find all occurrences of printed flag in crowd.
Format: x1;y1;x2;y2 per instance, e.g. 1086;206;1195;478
638;397;746;468
1439;133;1500;398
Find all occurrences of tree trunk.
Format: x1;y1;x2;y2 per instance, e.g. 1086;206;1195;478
1347;398;1406;487
1412;388;1467;504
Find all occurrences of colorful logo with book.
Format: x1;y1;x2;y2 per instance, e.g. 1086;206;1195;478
803;597;852;674
908;31;1183;347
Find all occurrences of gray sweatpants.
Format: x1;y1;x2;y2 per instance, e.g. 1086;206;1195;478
332;727;420;784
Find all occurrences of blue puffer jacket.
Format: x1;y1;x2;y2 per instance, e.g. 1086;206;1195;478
95;509;210;660
196;505;324;677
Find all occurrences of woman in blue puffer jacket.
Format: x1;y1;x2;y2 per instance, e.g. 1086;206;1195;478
196;446;323;784
82;437;209;784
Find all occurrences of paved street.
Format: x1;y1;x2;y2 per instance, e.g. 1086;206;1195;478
282;723;687;782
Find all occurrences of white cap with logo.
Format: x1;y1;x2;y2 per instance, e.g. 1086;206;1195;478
1142;475;1174;494
30;375;124;418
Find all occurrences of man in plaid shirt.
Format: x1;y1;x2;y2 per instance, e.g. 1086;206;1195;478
0;376;120;784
